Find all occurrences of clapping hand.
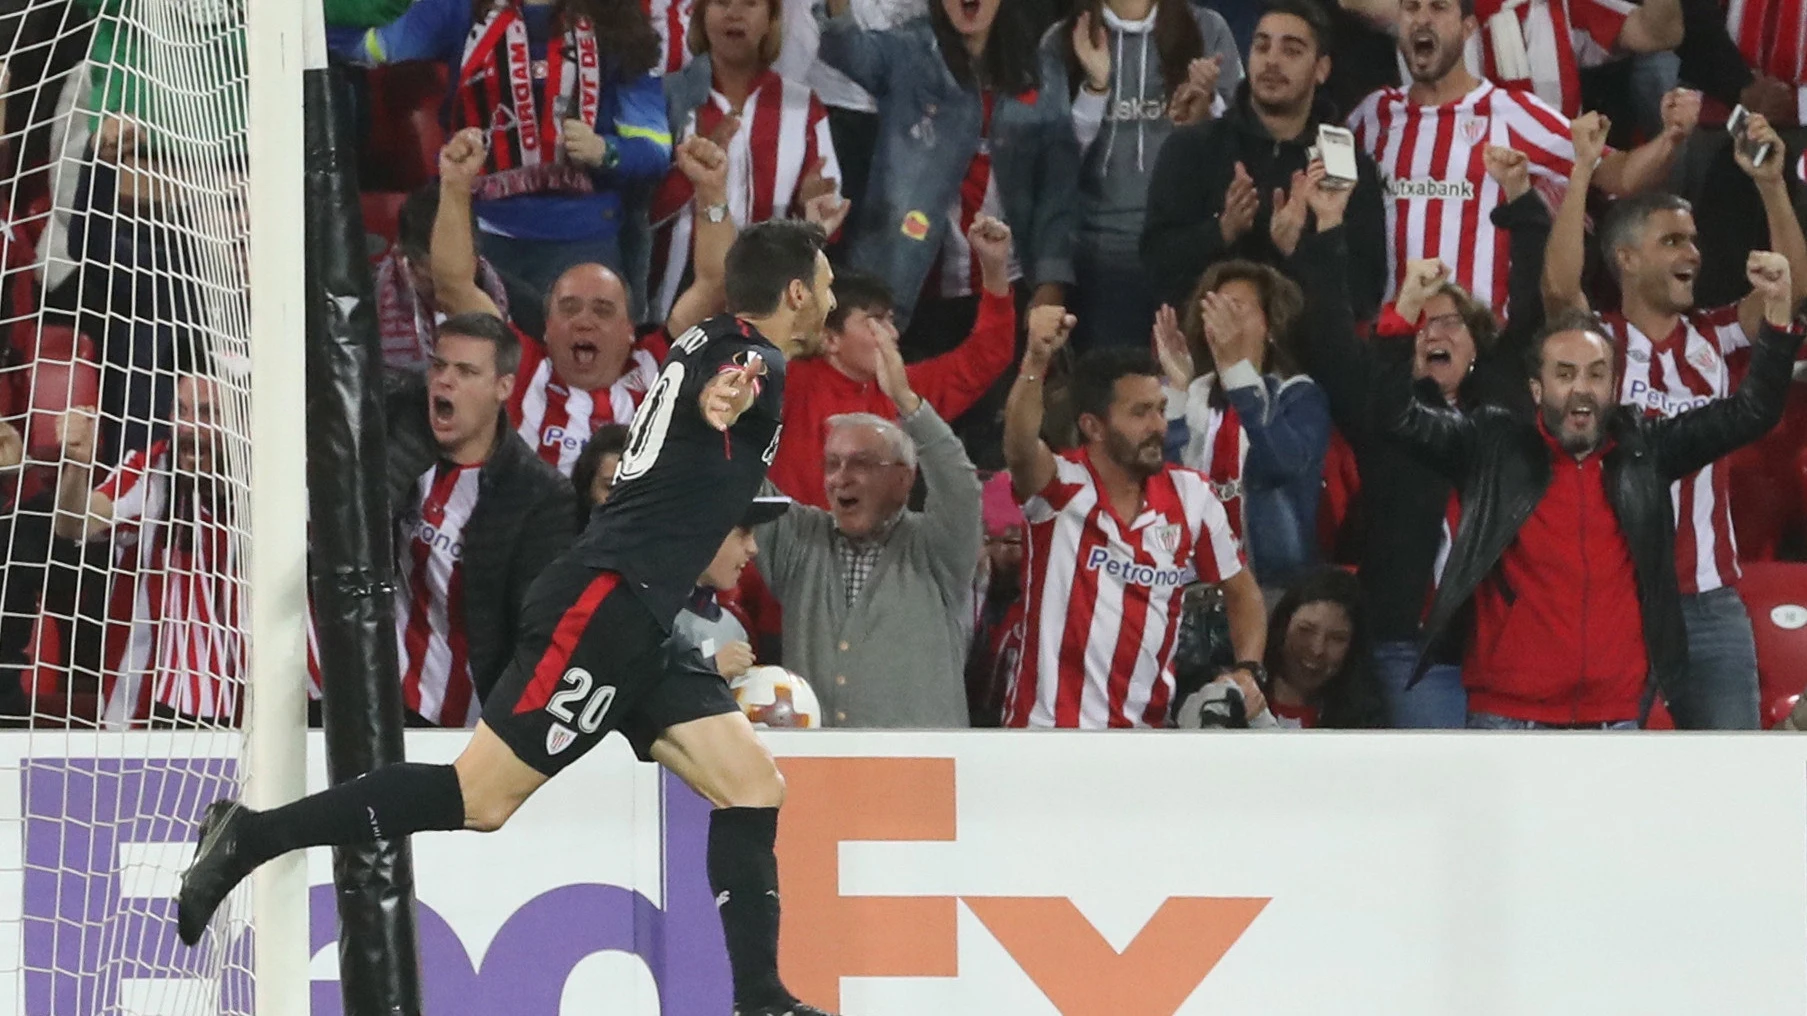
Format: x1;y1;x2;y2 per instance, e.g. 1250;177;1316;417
1269;169;1312;257
1220;162;1258;244
1152;304;1193;389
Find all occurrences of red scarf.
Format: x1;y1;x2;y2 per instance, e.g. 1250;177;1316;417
1198;394;1248;546
455;2;604;201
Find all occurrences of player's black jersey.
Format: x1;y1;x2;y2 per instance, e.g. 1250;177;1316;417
575;314;785;628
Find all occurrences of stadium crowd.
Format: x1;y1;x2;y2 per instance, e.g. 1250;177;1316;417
1;0;1807;733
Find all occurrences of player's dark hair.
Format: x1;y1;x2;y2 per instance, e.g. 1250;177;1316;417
1257;0;1334;54
437;312;522;376
571;423;629;517
1526;307;1611;376
1598;191;1694;282
723;219;828;317
824;270;894;332
1070;347;1163;425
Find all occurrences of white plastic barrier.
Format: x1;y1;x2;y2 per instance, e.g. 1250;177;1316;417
7;730;1807;1015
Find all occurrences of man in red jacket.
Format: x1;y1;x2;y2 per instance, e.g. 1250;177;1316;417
768;215;1018;507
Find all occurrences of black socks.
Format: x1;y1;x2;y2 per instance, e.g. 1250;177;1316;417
708;806;787;1008
238;762;466;867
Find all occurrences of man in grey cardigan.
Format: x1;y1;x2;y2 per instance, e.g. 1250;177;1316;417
755;336;983;727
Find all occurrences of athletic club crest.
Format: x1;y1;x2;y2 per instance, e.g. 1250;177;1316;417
1457;114;1488;147
1147;523;1183;556
1686;343;1720;377
546;723;577;756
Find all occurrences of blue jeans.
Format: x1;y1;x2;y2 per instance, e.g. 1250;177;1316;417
1671;586;1762;730
479;231;624;303
1071;242;1159;354
1467;713;1639;731
1371;640;1467;728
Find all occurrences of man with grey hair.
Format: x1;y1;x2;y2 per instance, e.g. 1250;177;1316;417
754;334;983;727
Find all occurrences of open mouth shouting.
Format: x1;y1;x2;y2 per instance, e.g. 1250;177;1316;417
430;394;457;431
570;338;599;369
1408;28;1440;63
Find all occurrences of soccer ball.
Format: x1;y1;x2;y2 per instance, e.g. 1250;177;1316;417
729;666;822;729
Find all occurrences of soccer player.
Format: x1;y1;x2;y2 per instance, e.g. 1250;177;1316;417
1347;0;1692;309
999;311;1268;728
177;219;844;1016
1543;110;1807;729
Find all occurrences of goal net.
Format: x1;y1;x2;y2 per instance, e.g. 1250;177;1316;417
0;1;290;1013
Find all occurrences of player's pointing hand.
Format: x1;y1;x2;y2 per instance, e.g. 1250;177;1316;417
701;352;765;431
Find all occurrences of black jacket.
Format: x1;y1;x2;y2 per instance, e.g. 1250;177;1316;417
1385;321;1804;726
1140;83;1388;316
387;381;577;703
1289;192;1548;643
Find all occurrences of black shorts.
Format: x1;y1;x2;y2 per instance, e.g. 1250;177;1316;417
480;557;740;776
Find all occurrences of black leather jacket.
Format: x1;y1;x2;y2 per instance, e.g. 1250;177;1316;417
1383;321;1804;726
387;380;576;703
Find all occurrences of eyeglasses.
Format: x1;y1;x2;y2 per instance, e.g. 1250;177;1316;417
1421;312;1467;335
824;454;901;476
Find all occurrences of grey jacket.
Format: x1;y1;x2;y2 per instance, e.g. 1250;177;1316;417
1037;2;1243;257
755;404;982;727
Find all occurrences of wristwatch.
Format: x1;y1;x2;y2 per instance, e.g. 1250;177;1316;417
1229;660;1267;685
702;201;730;224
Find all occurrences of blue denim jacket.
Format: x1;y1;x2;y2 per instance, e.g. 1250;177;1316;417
816;12;1081;325
1164;369;1330;588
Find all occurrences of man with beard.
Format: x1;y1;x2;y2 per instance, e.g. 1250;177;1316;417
1543;110;1807;729
53;368;242;726
1348;0;1693;311
179;220;852;1016
999;317;1267;728
1142;0;1389;315
1385;260;1802;729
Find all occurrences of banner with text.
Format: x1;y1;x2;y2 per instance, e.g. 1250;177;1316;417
5;730;1807;1015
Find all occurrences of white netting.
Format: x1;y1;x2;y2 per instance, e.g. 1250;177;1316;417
0;1;258;1014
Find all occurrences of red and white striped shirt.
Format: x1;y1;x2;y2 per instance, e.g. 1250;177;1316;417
648;70;840;321
506;323;667;476
1604;305;1749;594
394;463;484;726
1397;0;1633;115
98;442;244;725
1003;450;1245;729
937;91;1022;298
1349;80;1579;310
1727;0;1807;117
644;0;697;74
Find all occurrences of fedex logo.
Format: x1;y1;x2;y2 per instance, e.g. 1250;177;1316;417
1085;547;1195;588
1623;379;1713;418
777;758;1269;1015
541;425;588;452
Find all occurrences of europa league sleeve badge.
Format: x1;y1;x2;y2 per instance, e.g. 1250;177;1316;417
901;210;931;241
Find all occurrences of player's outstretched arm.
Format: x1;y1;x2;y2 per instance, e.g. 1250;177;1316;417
1004;306;1073;501
431;128;503;319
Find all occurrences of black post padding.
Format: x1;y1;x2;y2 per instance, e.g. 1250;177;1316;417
302;66;425;1016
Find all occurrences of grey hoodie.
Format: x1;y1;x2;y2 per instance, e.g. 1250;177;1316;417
1038;3;1243;258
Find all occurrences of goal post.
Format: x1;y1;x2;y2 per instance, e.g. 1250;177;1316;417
245;1;315;1015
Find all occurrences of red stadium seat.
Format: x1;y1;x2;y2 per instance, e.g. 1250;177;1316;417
15;324;98;462
1736;562;1807;728
360;63;448;193
361;190;410;262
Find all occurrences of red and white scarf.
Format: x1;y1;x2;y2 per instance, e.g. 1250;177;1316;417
1196;395;1249;548
455;2;604;201
374;251;513;373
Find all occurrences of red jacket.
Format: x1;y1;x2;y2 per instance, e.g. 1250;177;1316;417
1464;419;1648;724
768;291;1015;507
